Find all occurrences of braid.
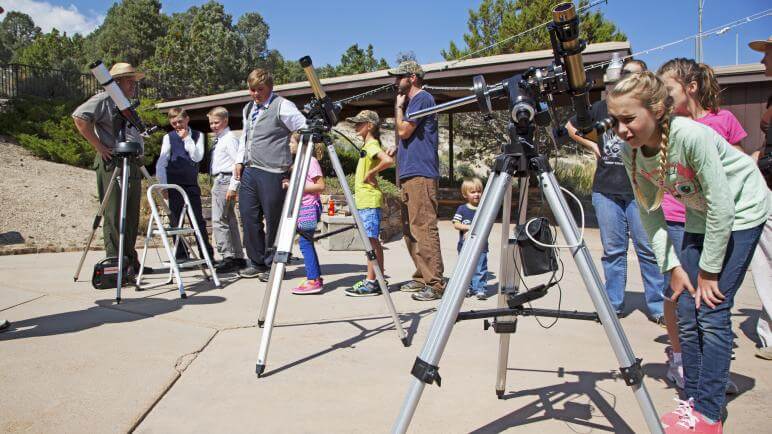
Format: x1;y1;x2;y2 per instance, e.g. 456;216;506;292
610;70;673;212
649;117;670;211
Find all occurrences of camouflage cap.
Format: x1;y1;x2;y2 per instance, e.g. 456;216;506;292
346;110;379;125
388;60;424;77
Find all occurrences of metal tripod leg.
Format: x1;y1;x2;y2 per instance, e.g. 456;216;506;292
115;157;130;303
255;134;315;377
73;167;119;281
393;169;513;433
74;165;173;282
324;140;408;346
494;176;529;398
534;161;662;433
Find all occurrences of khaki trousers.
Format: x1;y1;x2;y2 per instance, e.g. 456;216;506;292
400;176;444;291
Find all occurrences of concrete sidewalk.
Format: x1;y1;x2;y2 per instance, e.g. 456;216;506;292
1;222;770;433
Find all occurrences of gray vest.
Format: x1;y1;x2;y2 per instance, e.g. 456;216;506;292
243;95;292;173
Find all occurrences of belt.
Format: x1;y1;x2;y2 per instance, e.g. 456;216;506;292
213;172;233;177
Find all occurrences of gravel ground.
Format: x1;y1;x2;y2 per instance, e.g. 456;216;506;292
0;138;99;251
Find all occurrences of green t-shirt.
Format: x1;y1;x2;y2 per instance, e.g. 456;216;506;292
354;139;384;209
622;116;770;273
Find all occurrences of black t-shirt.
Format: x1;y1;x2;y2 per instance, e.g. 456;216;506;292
571;100;633;195
453;204;488;252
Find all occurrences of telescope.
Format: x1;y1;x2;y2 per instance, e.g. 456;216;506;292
89;60;157;141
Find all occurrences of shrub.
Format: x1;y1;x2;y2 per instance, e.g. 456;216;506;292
553;158;595;197
0;96;167;169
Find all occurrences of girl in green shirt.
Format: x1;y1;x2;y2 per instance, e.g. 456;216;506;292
608;71;768;433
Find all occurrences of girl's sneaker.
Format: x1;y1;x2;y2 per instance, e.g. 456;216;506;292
665;346;685;389
292;278;324;295
661;397;723;433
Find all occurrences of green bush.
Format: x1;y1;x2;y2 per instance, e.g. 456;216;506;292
323;173;400;202
553;158;595;197
0;96;167;169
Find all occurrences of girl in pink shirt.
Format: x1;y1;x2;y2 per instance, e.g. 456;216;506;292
658;58;747;396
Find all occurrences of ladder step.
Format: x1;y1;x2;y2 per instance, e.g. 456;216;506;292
155;227;196;236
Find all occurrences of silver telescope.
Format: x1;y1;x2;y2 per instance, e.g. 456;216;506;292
89;60;151;135
407;79;504;120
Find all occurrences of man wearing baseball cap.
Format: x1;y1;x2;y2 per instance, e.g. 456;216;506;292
748;36;772;360
72;62;151;274
388;60;446;301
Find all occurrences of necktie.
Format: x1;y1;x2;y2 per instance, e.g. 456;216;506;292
210;136;219;174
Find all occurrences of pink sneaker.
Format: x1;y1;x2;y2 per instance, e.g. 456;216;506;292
292;278;323;295
661;398;722;434
661;397;693;429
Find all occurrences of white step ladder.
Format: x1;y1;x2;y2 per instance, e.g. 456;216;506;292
136;184;220;298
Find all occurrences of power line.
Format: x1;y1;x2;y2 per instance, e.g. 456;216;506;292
583;8;771;73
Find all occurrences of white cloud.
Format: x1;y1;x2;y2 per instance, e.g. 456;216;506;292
3;0;104;36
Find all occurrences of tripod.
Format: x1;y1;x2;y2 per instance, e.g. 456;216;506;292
255;123;408;378
392;82;663;433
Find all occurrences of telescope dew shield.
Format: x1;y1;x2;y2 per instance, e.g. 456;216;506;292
90;60;132;111
89;60;148;133
551;3;586;92
551;3;595;141
299;56;327;101
299;56;339;125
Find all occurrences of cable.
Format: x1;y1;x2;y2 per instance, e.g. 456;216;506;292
523;185;585;249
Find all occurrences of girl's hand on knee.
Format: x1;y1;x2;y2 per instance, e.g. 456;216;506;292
697;270;724;309
669;266;695;302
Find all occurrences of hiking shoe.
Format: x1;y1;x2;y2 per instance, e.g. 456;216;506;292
756;346;772;360
215;257;240;273
411;286;442;301
257;271;270;282
400;280;424;292
665;346;684;389
345;280;382;297
476;291;488;300
239;266;261;278
292;278;323;295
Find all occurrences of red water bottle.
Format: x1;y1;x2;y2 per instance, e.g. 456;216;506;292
328;198;335;216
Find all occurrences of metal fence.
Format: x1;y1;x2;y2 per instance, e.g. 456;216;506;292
0;63;100;100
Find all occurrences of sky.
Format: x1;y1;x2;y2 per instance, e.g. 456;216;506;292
2;0;771;70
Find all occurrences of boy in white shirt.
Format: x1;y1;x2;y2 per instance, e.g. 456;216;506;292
207;106;245;273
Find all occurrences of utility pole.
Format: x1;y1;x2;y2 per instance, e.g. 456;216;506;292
696;0;704;62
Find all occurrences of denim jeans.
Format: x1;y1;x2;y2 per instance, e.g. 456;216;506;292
458;243;488;295
591;192;665;317
663;221;686;298
677;224;764;421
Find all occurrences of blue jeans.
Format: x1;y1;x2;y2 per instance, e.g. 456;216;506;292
677;224;763;421
458;243;488;295
663;221;686;298
591;192;664;317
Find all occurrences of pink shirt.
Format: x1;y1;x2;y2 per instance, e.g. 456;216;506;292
662;109;748;223
302;157;323;207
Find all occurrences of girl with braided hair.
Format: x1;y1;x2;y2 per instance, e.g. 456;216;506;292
657;58;749;393
608;71;769;434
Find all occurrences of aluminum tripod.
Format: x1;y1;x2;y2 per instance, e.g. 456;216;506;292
255;129;408;378
392;150;663;433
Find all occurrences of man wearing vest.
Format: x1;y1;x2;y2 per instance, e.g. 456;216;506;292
72;62;151;274
156;107;214;261
234;68;307;280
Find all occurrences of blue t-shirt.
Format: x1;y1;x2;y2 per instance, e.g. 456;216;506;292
453;203;488;252
398;90;439;180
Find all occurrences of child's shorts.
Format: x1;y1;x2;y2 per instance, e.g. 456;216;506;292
358;207;381;239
